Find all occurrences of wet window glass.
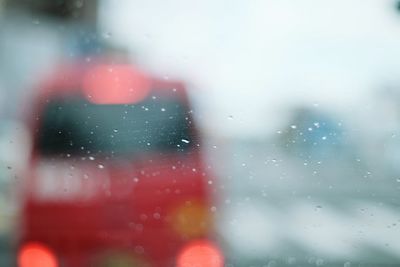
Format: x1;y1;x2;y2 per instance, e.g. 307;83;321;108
38;94;193;156
1;1;400;267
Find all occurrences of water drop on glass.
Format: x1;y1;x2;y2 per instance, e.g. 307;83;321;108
102;32;112;39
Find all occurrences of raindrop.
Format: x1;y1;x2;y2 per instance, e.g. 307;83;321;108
343;262;352;267
181;139;190;144
102;32;112;39
153;213;161;219
89;156;95;161
75;0;83;8
290;125;297;129
208;180;213;185
98;164;104;169
135;224;143;231
228;115;234;120
134;246;145;254
113;129;118;133
210;206;217;212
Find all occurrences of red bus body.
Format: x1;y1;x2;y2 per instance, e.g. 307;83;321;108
18;61;222;267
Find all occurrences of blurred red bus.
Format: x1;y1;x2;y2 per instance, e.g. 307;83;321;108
17;61;223;267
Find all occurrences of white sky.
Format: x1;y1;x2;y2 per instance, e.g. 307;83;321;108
99;0;400;137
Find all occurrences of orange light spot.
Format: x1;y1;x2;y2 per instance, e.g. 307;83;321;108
177;240;223;267
170;201;213;238
18;243;58;267
83;65;150;104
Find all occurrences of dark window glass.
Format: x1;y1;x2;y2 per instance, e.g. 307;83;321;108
37;92;194;157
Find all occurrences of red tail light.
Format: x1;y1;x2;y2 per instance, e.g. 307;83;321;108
18;243;58;267
177;240;224;267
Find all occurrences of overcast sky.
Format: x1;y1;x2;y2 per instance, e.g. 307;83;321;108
99;0;400;137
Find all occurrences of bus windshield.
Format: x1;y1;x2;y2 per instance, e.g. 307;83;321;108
37;92;194;157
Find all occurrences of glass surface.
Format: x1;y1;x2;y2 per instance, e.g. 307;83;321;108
1;1;400;266
37;94;193;156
